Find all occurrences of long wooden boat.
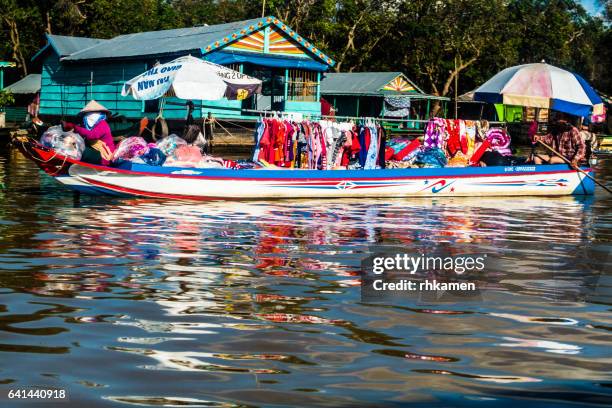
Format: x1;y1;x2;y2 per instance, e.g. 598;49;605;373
14;137;595;199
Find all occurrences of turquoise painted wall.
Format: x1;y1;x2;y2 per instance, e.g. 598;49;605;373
284;101;320;116
40;55;144;119
199;99;243;118
40;52;323;121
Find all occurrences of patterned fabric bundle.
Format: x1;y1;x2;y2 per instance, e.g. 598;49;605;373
139;147;166;166
423;118;446;150
414;148;447;168
388;138;421;161
464;121;477;157
447;151;469;167
486;128;512;156
386;138;410;155
112;136;149;162
384;96;411;117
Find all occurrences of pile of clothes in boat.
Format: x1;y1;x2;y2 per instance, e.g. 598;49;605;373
253;118;387;170
111;134;246;169
40;125;86;160
385;118;517;168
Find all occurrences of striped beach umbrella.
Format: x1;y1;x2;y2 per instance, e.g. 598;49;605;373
473;63;602;117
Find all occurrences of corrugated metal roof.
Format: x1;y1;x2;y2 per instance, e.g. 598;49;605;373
31;34;107;61
4;74;41;94
321;72;427;96
321;72;400;95
59;16;335;66
63;17;265;61
48;34;108;57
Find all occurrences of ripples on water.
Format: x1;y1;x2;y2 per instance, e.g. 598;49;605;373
0;144;611;407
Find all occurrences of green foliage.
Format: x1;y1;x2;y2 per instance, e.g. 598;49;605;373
0;0;610;97
0;90;15;108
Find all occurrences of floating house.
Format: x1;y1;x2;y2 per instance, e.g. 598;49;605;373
0;73;41;126
320;72;449;120
33;17;335;122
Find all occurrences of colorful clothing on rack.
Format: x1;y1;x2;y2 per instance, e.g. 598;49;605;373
252;118;385;170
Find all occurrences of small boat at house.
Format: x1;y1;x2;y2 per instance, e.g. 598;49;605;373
14;137;595;199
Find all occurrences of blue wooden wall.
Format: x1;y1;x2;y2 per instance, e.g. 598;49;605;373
40;56;144;119
40;54;323;121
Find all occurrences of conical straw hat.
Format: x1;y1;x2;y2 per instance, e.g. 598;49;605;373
79;100;111;115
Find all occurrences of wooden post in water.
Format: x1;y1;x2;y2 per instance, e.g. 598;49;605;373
454;55;458;119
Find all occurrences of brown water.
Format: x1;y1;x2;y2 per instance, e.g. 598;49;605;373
0;143;611;407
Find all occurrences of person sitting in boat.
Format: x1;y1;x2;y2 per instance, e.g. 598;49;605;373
579;124;598;161
62;100;115;165
532;116;586;167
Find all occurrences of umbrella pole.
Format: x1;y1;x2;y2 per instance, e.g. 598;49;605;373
537;140;611;194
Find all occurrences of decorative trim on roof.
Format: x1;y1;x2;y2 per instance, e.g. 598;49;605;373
225;25;310;58
382;74;418;93
201;16;335;67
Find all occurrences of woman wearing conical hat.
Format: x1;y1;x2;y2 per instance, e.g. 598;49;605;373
62;100;115;165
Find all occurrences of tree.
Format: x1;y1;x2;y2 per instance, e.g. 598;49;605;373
0;0;43;76
170;0;219;27
329;0;398;73
389;0;514;113
42;0;87;35
0;0;609;96
0;90;15;108
79;0;178;38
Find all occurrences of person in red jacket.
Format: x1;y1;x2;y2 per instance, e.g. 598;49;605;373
62;100;115;165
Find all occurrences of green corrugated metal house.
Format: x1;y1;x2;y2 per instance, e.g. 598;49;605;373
0;74;41;126
320;72;449;118
34;16;335;122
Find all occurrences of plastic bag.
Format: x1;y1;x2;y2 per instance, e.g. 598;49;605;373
198;154;224;168
40;125;85;160
173;145;203;163
40;125;63;148
163;145;203;168
140;147;166;166
156;134;187;157
112;136;149;162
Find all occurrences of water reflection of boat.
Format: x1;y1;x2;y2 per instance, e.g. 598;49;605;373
17;191;600;311
15;137;595;199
